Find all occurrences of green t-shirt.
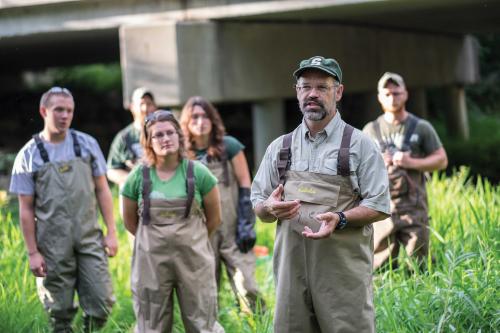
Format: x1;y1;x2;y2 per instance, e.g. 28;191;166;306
194;135;244;163
121;159;217;205
363;113;443;157
107;124;142;170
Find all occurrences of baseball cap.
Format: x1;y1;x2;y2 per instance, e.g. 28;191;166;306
131;87;155;105
377;72;406;92
293;56;342;83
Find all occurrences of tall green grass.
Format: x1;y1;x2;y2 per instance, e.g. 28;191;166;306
375;168;499;333
0;169;498;332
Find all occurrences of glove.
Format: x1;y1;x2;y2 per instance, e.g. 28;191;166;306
236;187;257;253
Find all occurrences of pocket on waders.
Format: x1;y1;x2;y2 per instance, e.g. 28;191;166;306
149;206;186;225
284;180;341;234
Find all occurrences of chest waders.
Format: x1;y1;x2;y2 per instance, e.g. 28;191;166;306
33;131;114;332
203;149;263;312
273;125;375;333
132;161;224;333
372;116;430;270
372;116;427;213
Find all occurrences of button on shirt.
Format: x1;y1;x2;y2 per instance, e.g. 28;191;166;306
251;112;390;215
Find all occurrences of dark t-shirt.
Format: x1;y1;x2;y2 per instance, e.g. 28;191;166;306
107;124;142;170
363;113;442;157
194;135;245;163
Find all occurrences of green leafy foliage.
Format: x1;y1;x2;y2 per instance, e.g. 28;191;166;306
0;171;498;332
467;34;500;115
432;111;500;183
24;64;122;94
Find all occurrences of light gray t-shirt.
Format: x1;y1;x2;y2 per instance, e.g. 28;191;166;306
251;112;391;215
9;130;107;196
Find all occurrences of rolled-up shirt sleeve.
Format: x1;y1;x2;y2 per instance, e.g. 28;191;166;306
355;134;391;215
251;137;282;208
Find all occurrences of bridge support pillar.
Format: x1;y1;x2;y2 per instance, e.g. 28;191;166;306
252;99;285;168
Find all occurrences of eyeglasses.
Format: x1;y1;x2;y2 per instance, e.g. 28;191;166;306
144;109;174;126
151;130;178;141
47;86;73;96
295;84;336;94
144;109;176;138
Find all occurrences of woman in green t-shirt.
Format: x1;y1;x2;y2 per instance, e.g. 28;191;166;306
120;110;225;333
180;96;265;312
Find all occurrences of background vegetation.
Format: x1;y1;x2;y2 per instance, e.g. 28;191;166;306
0;169;498;332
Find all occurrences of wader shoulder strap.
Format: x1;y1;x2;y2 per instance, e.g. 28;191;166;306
141;165;152;225
70;130;82;157
185;160;195;218
221;145;229;187
33;134;49;163
402;115;419;151
337;124;354;177
277;132;293;185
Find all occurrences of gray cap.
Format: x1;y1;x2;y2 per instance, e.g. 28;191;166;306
131;87;154;104
293;56;342;83
377;72;406;92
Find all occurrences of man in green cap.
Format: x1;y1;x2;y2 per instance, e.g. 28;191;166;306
251;56;391;332
363;72;448;270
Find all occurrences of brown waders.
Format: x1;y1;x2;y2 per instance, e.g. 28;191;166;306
204;152;263;312
132;163;224;333
273;126;375;333
33;131;114;333
371;117;430;269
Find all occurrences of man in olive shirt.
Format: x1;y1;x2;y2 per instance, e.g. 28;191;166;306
363;72;448;270
107;87;157;187
251;56;390;333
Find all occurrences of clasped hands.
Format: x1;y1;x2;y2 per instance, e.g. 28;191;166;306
384;151;413;168
263;184;340;239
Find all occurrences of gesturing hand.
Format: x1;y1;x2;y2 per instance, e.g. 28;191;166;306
263;184;301;220
302;212;339;239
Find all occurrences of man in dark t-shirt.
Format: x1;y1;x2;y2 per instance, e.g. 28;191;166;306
107;87;156;187
363;72;448;270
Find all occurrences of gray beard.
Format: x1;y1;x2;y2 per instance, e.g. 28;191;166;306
301;108;328;121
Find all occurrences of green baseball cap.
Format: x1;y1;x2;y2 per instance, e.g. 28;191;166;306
293;56;342;83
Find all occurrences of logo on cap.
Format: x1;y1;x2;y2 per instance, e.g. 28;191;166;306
310;57;323;66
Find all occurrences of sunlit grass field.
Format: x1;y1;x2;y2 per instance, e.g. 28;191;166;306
0;168;498;332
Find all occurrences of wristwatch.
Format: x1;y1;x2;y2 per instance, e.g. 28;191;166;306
335;211;348;230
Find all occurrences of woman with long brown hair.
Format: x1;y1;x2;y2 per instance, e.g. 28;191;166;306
120;109;224;333
180;96;264;312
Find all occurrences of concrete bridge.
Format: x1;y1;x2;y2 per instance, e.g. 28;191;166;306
2;0;499;165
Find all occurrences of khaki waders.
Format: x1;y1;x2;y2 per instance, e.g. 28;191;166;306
131;163;224;333
33;131;114;332
205;154;262;312
274;126;375;333
371;116;430;269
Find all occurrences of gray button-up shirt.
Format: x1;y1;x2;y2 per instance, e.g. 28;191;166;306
251;112;390;215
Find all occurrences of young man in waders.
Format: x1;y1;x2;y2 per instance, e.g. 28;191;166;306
363;72;448;270
10;87;118;332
